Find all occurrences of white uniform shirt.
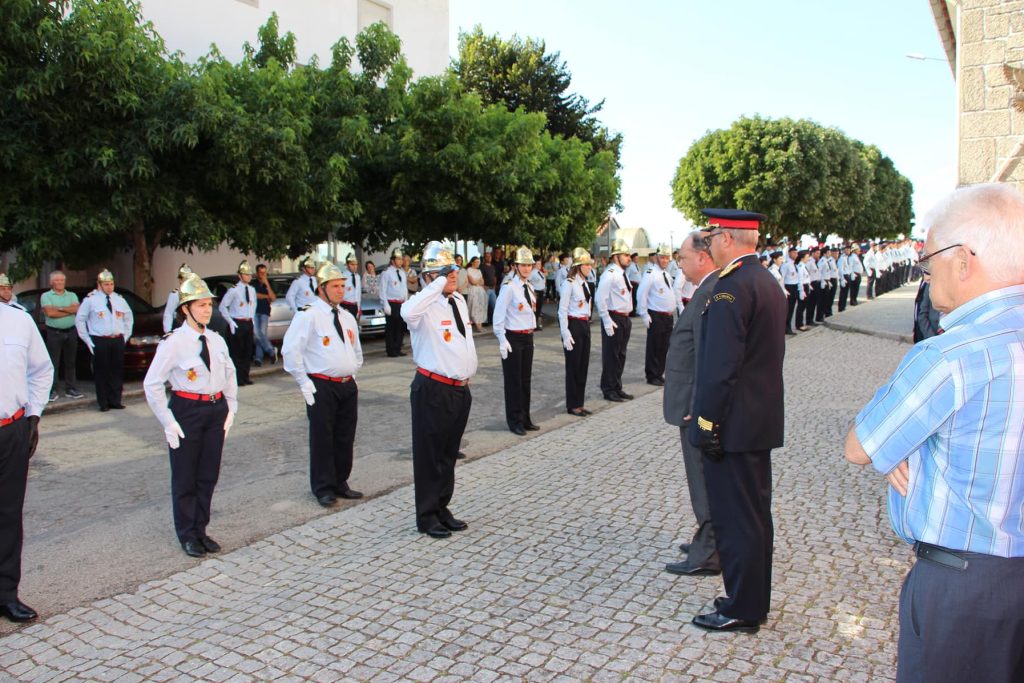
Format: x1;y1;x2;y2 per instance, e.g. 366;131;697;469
1;304;53;419
75;289;134;351
636;263;676;315
625;262;641;285
143;324;238;429
379;265;408;306
666;259;680;280
780;258;799;285
401;276;477;381
557;276;593;335
672;272;697;314
282;298;363;383
2;298;27;312
837;254;850;282
797;262;811;298
285;274;319;312
806;257;822;284
849;252;864;278
219;281;257;332
493;275;537;341
528;269;545;292
554;264;570;293
163;290;179;334
816;257;831;287
342;270;361;309
768;263;786;293
595;262;633;326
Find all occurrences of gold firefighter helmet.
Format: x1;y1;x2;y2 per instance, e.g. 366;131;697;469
0;273;11;287
345;252;358;265
655;243;672;257
420;241;458;275
300;256;316;270
609;238;629;257
177;273;215;307
97;269;115;283
316;261;347;287
513;246;534;265
177;263;193;281
237;260;252;275
571;247;594;266
390;247;404;260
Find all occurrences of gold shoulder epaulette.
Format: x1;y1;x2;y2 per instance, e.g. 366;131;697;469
719;261;744;278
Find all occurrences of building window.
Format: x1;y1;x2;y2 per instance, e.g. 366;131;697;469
358;0;393;30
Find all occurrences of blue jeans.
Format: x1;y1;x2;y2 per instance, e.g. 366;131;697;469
254;313;274;361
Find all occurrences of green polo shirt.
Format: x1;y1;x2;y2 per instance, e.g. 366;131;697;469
40;289;79;329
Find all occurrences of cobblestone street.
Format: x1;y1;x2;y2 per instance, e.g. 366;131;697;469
1;291;918;682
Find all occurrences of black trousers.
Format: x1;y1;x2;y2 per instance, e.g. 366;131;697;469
306;376;358;498
806;281;820;322
897;547;1024;682
227;320;253;384
563;318;591;411
502;332;534;429
0;418;30;602
644;311;673;382
703;449;773;622
410;373;471;531
600;312;631;395
385;302;406;356
814;282;828;322
784;285;799;332
45;327;78;393
849;276;861;305
826;278;838;316
340;301;359;318
534;290;545;327
795;290;810;328
168;394;227;545
838;282;850;311
867;274;876;299
91;335;125;409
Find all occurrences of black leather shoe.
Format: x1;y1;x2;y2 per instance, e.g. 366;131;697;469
419;524;452;539
524;423;540;431
647;378;665;386
679;542;690;553
440;517;468;531
338;488;363;500
200;536;221;553
397;351;408;356
692;611;760;633
99;406;110;412
665;561;721;576
510;425;526;436
617;391;634;400
182;540;206;558
456;451;467;460
110;403;126;409
580;408;593;416
604;393;625;402
0;600;37;622
253;360;263;367
568;409;588;417
317;494;338;507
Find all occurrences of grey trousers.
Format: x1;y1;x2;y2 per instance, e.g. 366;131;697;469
679;425;719;570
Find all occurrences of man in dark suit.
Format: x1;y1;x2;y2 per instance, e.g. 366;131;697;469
689;208;787;633
662;230;721;577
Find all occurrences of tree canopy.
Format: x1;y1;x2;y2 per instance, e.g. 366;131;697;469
670;116;913;244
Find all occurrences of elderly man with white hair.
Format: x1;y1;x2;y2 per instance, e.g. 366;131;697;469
845;183;1024;683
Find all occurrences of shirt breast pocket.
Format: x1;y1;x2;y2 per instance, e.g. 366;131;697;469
2;336;28;366
178;358;209;385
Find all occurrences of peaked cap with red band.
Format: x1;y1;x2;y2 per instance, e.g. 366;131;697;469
701;208;767;230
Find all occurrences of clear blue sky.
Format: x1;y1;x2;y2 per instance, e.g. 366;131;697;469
448;0;955;246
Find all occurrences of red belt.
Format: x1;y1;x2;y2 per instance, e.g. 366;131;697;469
233;317;252;322
308;373;353;383
507;329;533;335
417;367;468;387
388;299;404;304
650;310;673;317
93;334;121;339
609;310;630;316
568;315;589;321
0;408;25;427
174;391;223;402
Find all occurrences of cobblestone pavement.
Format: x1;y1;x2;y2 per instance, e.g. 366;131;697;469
0;321;915;682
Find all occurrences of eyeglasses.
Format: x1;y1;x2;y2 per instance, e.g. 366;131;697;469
918;243;975;275
702;230;725;249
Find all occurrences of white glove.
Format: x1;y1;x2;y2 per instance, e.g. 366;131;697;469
642;313;652;328
227;321;238;335
300;381;317;406
799;291;806;301
382;302;392;316
165;421;185;449
603;320;617;337
223;411;235;437
561;331;575;351
499;338;512;360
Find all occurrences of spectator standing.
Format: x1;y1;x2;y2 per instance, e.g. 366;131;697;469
362;261;380;301
465;256;487;333
40;271;83;401
252;263;277;367
480;251;497;325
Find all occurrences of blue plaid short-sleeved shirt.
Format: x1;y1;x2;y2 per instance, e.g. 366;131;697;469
855;285;1024;557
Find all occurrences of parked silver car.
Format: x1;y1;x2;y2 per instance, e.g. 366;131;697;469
204;273;386;341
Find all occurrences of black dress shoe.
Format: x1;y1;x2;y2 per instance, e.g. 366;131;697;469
510;425;526;436
679;542;690;553
617;391;634;400
604;393;625;403
455;451;467;460
338;488;363;500
692;611;760;633
110;403;126;409
200;536;221;553
253;360;263;367
99;406;110;412
665;561;721;576
317;494;338;507
397;351;408;356
0;599;37;622
524;423;540;431
182;540;207;558
647;378;665;387
419;524;452;539
567;409;588;417
440;517;468;531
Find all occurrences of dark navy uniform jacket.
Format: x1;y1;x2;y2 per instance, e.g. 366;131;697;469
689;253;787;452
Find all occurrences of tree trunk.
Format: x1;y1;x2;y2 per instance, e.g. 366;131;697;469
131;219;163;305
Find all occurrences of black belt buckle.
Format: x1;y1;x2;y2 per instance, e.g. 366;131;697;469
916;542;968;571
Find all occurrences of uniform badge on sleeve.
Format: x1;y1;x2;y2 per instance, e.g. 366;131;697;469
186;368;198;382
322;336;331;346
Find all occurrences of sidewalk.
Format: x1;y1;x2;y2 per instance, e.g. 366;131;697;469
822;284;919;344
0;316;916;681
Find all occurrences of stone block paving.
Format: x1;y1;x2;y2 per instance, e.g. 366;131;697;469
1;327;913;682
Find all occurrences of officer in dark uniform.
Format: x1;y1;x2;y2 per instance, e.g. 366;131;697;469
689;208;787;633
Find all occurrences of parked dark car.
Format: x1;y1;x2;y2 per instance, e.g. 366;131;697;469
16;286;165;379
204;273;387;340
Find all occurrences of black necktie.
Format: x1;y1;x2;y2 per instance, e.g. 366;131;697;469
106;294;113;312
331;306;347;344
448;297;466;337
582;280;592;303
623;273;632;293
523;283;534;310
308;277;316;294
244;286;250;304
663;272;671;289
198;334;211;371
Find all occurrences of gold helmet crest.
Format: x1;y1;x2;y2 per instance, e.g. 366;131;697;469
514;246;534;265
177;273;215;307
315;261;347;287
